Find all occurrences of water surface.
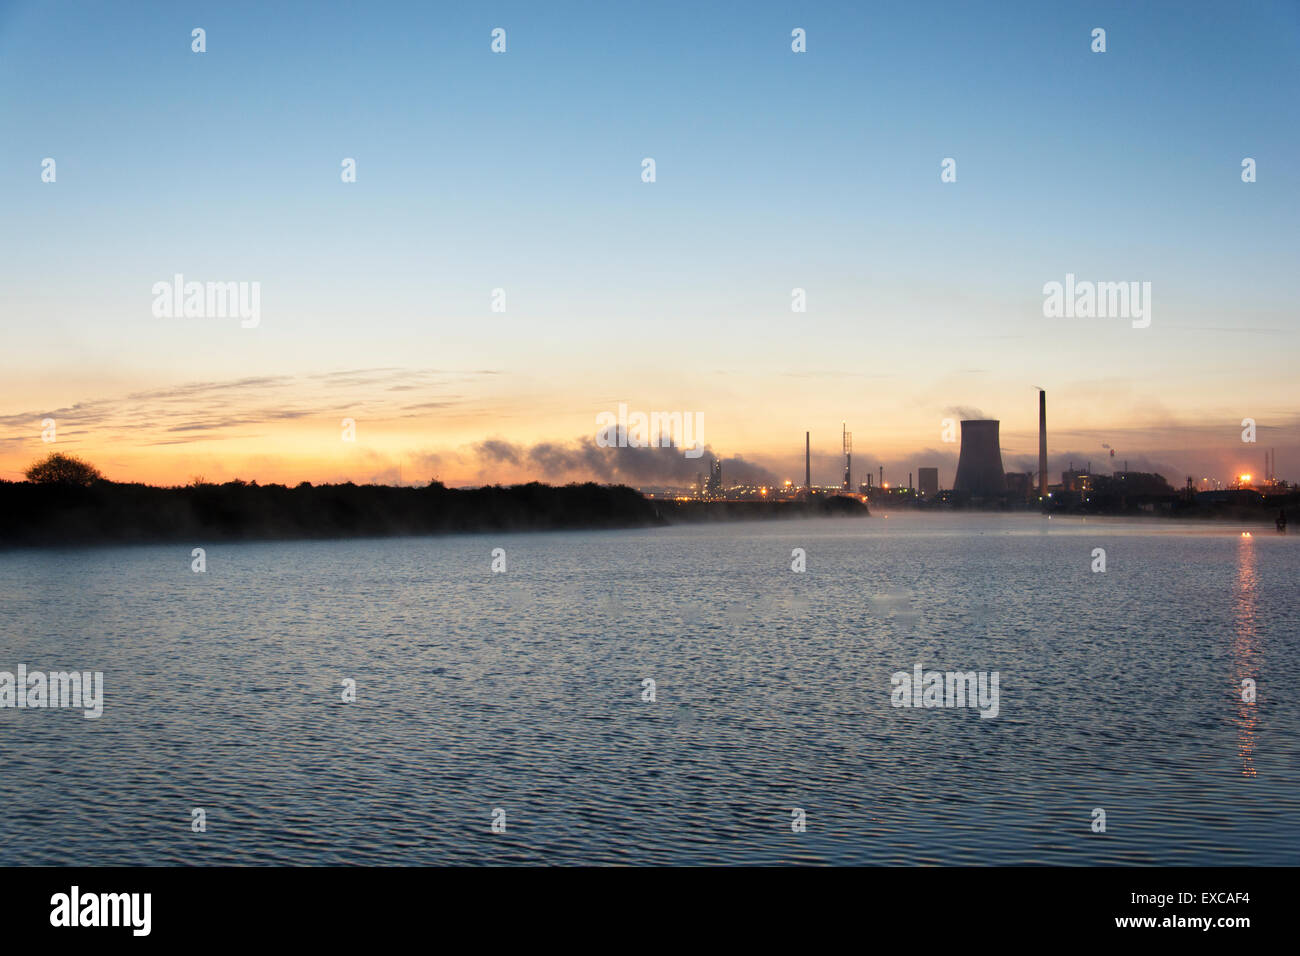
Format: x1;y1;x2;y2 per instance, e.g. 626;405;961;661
2;514;1296;865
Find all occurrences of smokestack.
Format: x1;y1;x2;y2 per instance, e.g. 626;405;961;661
954;419;1007;497
842;423;852;491
1038;389;1047;496
909;471;913;491
805;431;811;490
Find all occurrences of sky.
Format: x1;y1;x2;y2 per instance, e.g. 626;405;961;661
1;0;1297;489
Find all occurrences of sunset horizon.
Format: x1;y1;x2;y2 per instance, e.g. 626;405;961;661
3;364;1294;489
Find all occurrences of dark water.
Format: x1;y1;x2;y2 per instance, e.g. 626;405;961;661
1;514;1296;865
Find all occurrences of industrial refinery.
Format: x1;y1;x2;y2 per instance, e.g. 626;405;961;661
657;388;1294;520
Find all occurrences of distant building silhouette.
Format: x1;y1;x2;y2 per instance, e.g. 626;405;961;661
917;467;939;498
705;458;723;495
1061;464;1092;493
1005;471;1032;501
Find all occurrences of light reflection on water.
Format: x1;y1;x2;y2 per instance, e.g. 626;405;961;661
1233;536;1260;778
1;514;1297;865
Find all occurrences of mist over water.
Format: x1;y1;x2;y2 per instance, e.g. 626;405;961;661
1;514;1296;865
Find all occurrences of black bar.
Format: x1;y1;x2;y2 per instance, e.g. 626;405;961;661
1;866;1278;942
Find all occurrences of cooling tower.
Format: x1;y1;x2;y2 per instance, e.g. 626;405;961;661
953;420;1006;497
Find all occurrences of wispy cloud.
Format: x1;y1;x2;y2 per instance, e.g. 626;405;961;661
0;368;494;449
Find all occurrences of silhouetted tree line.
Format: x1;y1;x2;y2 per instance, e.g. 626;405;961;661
2;453;869;546
1;453;666;545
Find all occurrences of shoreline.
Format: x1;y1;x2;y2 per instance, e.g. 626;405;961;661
2;476;1292;548
0;480;869;548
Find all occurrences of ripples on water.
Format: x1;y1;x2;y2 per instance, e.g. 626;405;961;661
1;514;1297;865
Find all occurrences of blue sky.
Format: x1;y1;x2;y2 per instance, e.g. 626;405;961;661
1;0;1297;485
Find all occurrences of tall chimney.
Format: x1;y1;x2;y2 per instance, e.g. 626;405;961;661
841;423;852;491
805;431;811;491
1038;389;1048;496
